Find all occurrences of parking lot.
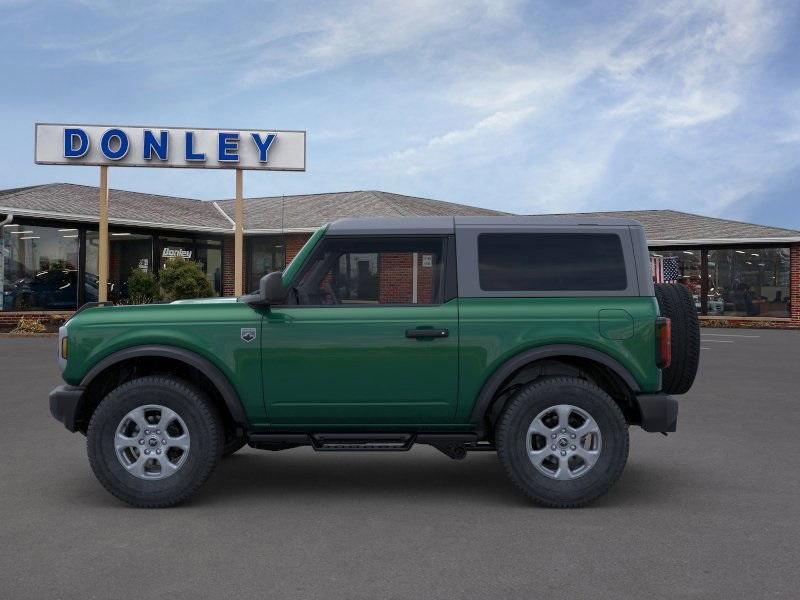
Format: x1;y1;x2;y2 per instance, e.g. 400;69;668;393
1;328;799;599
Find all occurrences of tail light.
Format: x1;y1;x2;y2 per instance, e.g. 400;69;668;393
655;317;671;369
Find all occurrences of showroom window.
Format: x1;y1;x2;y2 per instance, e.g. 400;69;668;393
158;236;223;297
247;236;286;293
707;248;790;318
85;230;154;304
649;250;703;313
84;232;224;304
196;239;223;296
2;223;80;310
650;246;790;318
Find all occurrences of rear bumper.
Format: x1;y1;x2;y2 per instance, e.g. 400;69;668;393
49;385;85;432
635;393;678;433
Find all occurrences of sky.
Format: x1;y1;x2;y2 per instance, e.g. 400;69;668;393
1;0;799;228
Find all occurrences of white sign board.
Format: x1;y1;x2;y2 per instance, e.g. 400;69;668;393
34;123;306;171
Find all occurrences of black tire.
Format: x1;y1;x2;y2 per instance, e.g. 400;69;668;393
496;377;629;508
222;433;247;457
654;283;700;394
87;375;223;508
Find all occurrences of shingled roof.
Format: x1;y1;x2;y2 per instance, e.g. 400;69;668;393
0;184;504;233
214;190;505;231
1;184;798;244
546;209;800;245
0;183;230;232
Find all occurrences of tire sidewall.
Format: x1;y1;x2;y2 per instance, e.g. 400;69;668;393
498;378;629;506
87;377;221;506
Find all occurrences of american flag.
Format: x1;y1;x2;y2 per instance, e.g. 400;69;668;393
651;255;679;283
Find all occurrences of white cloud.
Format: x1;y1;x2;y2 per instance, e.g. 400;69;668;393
238;0;521;88
379;106;535;175
369;0;791;213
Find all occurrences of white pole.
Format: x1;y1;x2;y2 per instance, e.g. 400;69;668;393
234;169;244;296
98;166;109;303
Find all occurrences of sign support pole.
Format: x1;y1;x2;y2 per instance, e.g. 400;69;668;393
98;166;109;303
234;168;244;296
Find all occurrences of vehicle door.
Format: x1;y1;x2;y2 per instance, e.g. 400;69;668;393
262;235;459;425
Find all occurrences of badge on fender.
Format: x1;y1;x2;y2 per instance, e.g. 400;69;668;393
241;328;256;342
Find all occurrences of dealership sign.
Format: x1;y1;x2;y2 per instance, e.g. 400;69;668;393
34;123;306;171
162;247;192;260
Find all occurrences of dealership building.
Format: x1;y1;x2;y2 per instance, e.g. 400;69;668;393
1;182;799;328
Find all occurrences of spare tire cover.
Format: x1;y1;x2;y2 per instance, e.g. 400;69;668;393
654;283;700;395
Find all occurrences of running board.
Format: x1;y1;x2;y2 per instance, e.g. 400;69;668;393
247;432;489;459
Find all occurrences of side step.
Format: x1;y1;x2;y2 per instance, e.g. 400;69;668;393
247;432;492;459
312;433;414;452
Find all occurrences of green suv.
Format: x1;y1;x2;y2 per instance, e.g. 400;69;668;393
49;216;699;508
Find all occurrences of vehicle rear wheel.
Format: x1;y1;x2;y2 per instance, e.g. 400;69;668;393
87;375;223;508
654;283;700;394
496;377;629;508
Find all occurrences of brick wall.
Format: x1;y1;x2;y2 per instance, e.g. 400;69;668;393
379;253;412;303
0;311;71;327
378;252;435;304
284;233;311;263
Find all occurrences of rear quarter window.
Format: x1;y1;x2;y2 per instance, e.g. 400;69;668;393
478;232;627;291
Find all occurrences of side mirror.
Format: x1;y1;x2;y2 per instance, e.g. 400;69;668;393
260;270;286;304
239;271;286;306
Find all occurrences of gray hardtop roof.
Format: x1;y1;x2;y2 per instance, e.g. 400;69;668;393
327;215;643;235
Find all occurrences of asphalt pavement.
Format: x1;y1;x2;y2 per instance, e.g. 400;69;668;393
1;329;799;599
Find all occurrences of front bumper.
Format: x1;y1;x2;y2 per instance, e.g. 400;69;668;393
49;385;85;432
635;393;678;433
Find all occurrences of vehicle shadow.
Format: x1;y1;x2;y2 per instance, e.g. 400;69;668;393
201;448;515;506
193;447;684;509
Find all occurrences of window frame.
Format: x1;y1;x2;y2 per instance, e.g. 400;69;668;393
280;234;454;308
456;225;640;298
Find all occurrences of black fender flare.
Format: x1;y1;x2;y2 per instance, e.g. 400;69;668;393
469;344;641;428
80;345;247;424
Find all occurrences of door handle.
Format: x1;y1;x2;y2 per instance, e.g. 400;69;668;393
406;328;449;339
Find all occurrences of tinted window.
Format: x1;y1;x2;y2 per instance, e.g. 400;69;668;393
478;233;627;291
295;237;445;305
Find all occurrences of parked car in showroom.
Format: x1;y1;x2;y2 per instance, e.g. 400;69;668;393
3;268;78;311
49;216;699;508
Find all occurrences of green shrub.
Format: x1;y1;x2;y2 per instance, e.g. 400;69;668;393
127;269;161;304
159;259;214;302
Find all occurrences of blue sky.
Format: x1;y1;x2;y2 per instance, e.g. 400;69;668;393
1;0;799;227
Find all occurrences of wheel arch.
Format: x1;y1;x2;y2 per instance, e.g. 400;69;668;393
469;344;641;437
77;345;247;433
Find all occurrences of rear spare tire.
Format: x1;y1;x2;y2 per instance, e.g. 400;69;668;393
654;283;700;395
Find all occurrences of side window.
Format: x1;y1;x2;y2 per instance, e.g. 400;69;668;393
478;233;627;291
294;237;445;305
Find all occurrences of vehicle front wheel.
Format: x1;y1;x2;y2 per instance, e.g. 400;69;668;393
222;432;247;457
496;377;629;508
87;375;223;508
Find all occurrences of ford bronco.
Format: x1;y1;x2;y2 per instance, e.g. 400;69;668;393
49;216;699;507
